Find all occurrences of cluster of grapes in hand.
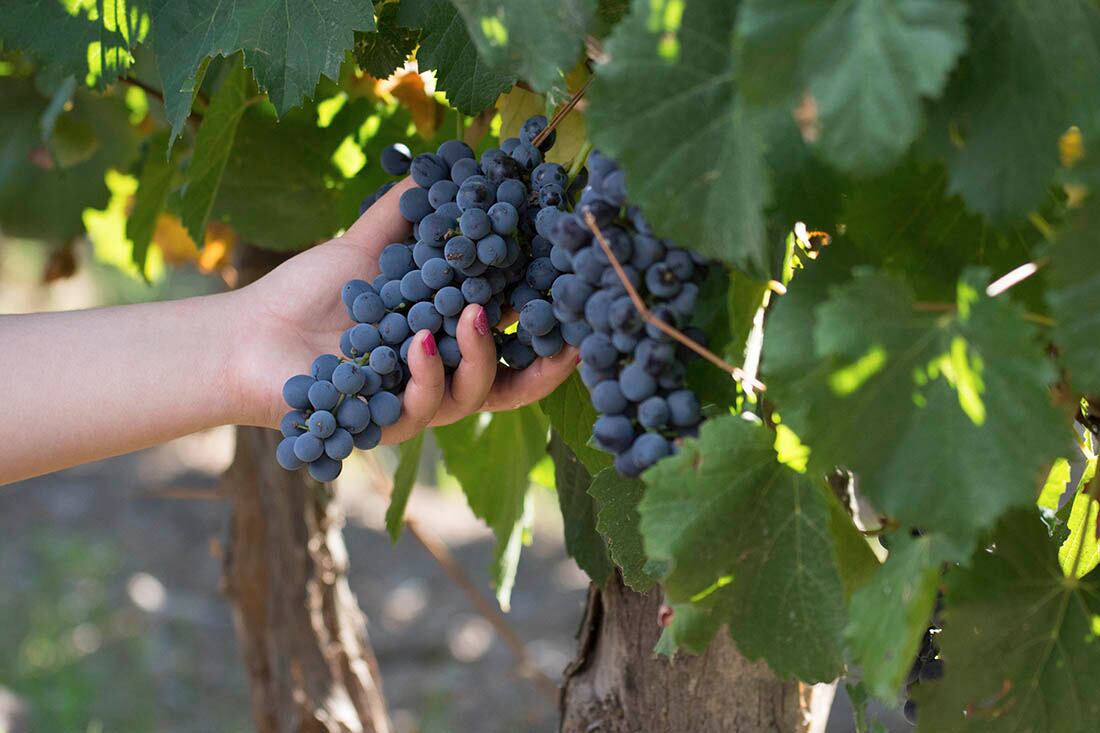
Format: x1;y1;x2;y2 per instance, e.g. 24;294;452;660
275;115;571;481
541;151;707;477
903;595;944;725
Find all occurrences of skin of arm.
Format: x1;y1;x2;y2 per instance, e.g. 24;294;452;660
0;180;578;485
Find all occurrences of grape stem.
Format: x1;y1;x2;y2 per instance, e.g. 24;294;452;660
567;141;593;182
532;77;592;149
913;301;1055;327
583;211;767;392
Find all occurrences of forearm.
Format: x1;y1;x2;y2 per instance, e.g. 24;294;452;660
0;291;245;484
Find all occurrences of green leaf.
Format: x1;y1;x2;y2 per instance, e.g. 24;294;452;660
1059;457;1099;578
540;373;611;474
549;433;612;586
588;467;654;592
0;78;138;243
764;268;1070;552
434;406;548;608
448;0;592;91
400;0;516;114
180;60;250;245
1048;200;1100;395
1038;458;1073;513
845;534;950;701
127;132;178;274
655;583;734;656
148;0;375;141
385;431;425;542
587;0;773;277
738;0;967;173
928;0;1100;222
0;0;146;87
640;414;852;681
915;509;1100;732
354;3;421;79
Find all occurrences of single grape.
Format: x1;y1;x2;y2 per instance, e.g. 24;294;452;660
411;241;442;268
358;366;383;397
352;291;385;324
602;169;627;207
551;274;592;312
510;284;541;312
380;279;406;309
502;337;537;369
612;331;640;354
399;187;433;223
561;320;593;347
667;390;701;427
410;153;449;187
438;336;462;368
665;249;695;280
379;312;411;345
585;289;617;332
308;410;337;438
399;335;414;363
500;137;520;155
614;450;642;478
369;391;402;426
408;301;443;333
496;178;526;209
443;316;460;337
519;299;556;337
459;208;491;240
461;277;492;305
638;396;670;429
434;286;465;317
421;258;454;290
631;433;671;471
437;139;475;167
444;236;477;269
380;143;412;175
630;234;665;270
619;363;657;402
308;455;343;482
336;397;371;433
580;363;614;389
592;380;628;414
341;279;371;310
353;422;382;450
308;380;340;411
531;162;567;190
293;433;325;462
332;362;367;395
645;262;681;298
903;700;918;725
670;282;699;317
282;374;315;410
525;257;558;291
380;243;415;280
456;178;495;212
580;333;617;370
280;410;307;437
535;207;565;239
349;324;382;355
310;354;340;382
531;235;553;259
370;345;399;374
418;212;454;246
400;270;433;303
609;296;642;334
324;428;354;460
634;339;675;375
477;234;508;266
549;214;590;252
276;436;303;470
573;247;608;286
484;300;502;327
450;157;480;184
532;327;564;357
488;202;519;235
594;415;635;453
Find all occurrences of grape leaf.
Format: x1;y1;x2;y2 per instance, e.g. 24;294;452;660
0;0;146;87
928;0;1100;222
434;406;548;608
354;3;420;79
587;0;773;278
764;268;1070;552
845;534;951;702
540;373;611;474
549;433;612;585
1047;200;1100;395
180;61;250;245
385;431;425;542
148;0;375;142
0;79;138;243
640;414;853;681
1058;457;1099;579
737;0;967;173
1038;458;1073;513
398;0;516;114
588;467;654;592
127;131;178;274
654;583;734;656
447;0;592;92
915;509;1100;732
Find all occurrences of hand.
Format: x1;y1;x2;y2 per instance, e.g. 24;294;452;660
232;178;579;440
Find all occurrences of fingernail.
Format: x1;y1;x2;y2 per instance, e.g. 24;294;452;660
474;306;490;337
575;354;582;364
421;331;437;357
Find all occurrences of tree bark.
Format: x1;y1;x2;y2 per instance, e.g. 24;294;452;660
560;575;833;733
221;245;389;733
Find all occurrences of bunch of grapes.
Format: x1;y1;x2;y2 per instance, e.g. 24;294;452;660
275;115;571;481
903;596;944;725
543;150;707;477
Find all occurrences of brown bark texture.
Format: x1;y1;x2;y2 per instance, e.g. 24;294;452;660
560;575;829;733
221;244;389;733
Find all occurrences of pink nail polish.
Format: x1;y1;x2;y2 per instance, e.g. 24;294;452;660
575;354;582;365
421;331;437;357
474;306;490;336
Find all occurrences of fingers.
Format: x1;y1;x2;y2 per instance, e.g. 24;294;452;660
431;304;498;426
481;345;579;412
339;177;418;276
381;330;445;444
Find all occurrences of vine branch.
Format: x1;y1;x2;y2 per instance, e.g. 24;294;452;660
584;212;767;392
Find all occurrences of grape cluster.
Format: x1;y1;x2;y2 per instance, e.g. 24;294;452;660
903;597;944;725
275;115;570;481
543;150;708;477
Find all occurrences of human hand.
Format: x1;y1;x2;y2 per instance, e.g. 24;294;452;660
231;178;578;439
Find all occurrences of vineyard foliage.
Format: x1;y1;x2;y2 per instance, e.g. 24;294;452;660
2;0;1100;729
